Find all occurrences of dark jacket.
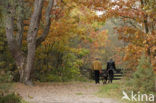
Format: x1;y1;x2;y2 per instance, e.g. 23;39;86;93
106;60;116;71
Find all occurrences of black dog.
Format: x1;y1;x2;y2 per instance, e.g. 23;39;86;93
101;71;108;84
101;69;114;84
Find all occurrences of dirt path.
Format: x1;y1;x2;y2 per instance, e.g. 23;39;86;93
14;82;119;103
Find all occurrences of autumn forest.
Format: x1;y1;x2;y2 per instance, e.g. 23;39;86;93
0;0;156;103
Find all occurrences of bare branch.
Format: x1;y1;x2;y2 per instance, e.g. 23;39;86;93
36;0;54;47
27;0;43;42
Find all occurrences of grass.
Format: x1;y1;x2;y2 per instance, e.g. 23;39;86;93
96;80;122;99
96;80;135;103
96;80;156;103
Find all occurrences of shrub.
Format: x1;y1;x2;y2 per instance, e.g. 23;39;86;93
128;55;155;93
0;93;28;103
39;74;62;82
0;93;21;103
0;71;13;96
34;52;82;82
0;71;13;82
0;71;28;103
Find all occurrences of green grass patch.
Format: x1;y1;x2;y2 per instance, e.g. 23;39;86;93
96;80;122;99
96;79;156;103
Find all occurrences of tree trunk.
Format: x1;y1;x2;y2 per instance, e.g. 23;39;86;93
23;0;54;83
155;79;156;91
24;42;36;83
5;0;54;84
23;0;43;83
5;2;26;82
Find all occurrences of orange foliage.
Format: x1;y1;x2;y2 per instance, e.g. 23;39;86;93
80;0;156;71
106;0;156;70
90;29;108;58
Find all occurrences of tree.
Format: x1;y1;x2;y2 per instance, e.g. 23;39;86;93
31;2;99;81
5;0;54;84
78;0;156;90
129;54;155;93
105;0;156;91
109;0;156;69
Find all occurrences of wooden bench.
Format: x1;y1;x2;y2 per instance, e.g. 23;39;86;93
99;68;124;80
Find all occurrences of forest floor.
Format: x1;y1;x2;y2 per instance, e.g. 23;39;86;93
13;81;120;103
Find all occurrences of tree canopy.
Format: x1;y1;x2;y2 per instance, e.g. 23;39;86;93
0;0;155;84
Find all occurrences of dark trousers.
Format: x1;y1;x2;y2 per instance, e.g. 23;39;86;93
94;70;100;84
